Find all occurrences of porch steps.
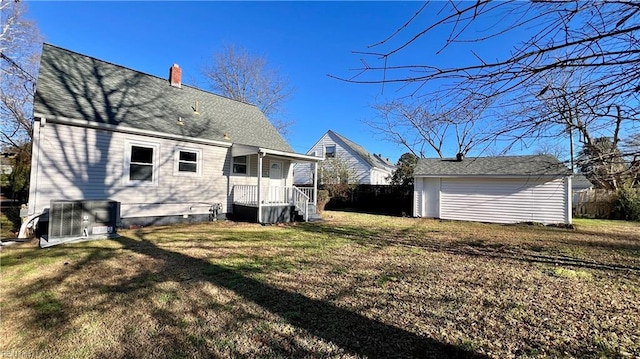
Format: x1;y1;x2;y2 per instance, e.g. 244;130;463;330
295;204;322;222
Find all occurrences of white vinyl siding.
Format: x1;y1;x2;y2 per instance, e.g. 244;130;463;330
371;168;392;185
437;177;569;224
29;122;229;219
413;177;423;217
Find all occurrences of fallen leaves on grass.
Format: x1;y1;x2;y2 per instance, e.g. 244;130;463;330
0;212;638;358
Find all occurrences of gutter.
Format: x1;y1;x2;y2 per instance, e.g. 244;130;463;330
33;113;233;148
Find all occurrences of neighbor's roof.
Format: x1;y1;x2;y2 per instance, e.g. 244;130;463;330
414;155;571;177
34;43;292;152
572;174;594;190
327;130;395;169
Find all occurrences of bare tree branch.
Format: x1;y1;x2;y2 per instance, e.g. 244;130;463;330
0;1;42;149
200;44;294;137
341;1;638;179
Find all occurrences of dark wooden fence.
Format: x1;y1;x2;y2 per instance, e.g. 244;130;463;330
574;189;615;218
324;185;413;216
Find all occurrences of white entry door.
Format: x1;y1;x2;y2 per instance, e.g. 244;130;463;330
268;161;284;203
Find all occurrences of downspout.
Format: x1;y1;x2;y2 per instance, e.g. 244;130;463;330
566;176;573;225
313;161;318;207
257;151;265;223
28;117;45;215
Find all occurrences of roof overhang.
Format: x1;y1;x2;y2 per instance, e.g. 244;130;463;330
34;113;233;148
231;144;323;162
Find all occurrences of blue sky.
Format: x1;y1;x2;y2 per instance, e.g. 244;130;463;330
26;1;523;163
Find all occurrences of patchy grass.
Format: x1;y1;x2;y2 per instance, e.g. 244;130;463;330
0;208;18;240
1;211;639;358
551;267;593;280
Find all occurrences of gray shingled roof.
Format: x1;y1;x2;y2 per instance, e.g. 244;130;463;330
34;43;292;152
328;130;395;169
414;155;571;177
572;174;594;190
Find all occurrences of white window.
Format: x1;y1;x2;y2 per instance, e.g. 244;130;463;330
175;147;201;175
325;145;336;158
232;155;248;175
125;140;159;185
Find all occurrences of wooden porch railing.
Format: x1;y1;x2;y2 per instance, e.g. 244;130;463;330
233;185;259;205
233;185;311;221
295;186;315;203
292;187;310;222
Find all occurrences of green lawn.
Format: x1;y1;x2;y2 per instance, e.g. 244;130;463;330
1;212;639;358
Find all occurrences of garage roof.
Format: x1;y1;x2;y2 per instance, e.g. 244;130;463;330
414;155;571;177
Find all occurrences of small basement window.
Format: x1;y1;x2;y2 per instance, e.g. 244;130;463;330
233;156;248;174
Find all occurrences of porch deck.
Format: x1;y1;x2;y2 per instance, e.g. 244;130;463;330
232;185;316;223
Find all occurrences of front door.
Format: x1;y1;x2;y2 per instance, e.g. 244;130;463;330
268;161;284;203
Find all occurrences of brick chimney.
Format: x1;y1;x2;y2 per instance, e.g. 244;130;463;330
169;64;182;88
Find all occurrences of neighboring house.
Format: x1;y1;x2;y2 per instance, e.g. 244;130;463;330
293;130;396;185
572;173;595;216
413;155;572;225
0;152;16;176
1;152;16;199
572;174;594;192
28;43;322;227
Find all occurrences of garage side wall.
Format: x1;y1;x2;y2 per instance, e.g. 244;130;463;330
439;177;569;224
413;177;423;217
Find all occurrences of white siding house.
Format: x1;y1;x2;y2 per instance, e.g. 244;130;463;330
413;155;572;225
293;130;396;185
28;43;321;228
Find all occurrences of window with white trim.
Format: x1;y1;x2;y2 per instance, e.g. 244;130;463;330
125;141;159;184
325;145;336;158
175;147;201;175
232;155;248;174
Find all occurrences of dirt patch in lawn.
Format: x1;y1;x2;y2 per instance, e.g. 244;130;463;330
1;212;638;358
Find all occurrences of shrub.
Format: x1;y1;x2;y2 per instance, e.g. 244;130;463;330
612;184;640;221
316;190;329;213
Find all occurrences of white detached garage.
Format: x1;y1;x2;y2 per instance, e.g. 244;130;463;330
413;155;572;225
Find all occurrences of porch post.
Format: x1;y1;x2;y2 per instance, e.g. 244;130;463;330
313;161;318;207
257;151;264;223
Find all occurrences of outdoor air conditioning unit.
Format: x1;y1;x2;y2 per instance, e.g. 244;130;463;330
41;200;120;248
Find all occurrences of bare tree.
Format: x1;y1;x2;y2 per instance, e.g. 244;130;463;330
534;142;567;163
201;44;294;136
578;137;631;190
369;93;490;158
318;155;361;200
520;67;634;185
0;0;41;148
338;1;639;178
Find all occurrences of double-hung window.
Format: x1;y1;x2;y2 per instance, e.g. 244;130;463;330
175;148;201;175
130;146;154;181
125;141;159;185
233;156;248;175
